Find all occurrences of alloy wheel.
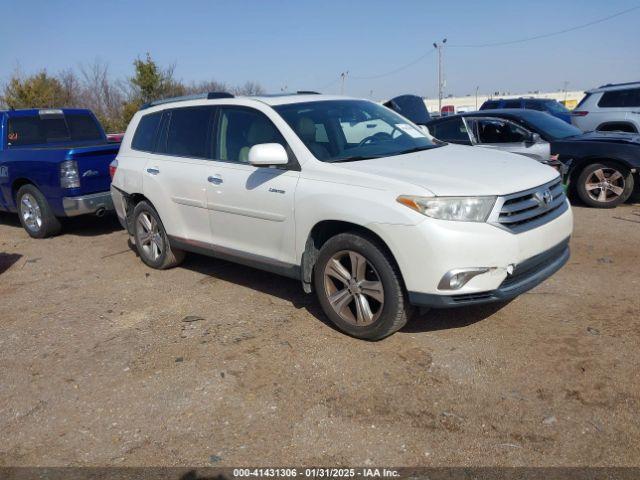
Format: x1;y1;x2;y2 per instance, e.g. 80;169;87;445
585;168;626;203
323;250;385;326
20;193;42;232
137;212;163;261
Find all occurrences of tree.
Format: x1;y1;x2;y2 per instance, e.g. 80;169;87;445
1;70;74;109
78;60;124;132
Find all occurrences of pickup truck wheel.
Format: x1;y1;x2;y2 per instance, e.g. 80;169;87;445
133;201;184;269
16;185;61;238
576;162;634;208
314;232;411;340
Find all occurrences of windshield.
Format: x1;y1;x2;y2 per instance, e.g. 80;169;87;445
523;112;582;139
544;100;570;114
274;100;438;162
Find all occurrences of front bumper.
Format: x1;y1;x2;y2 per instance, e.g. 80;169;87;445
367;201;573;306
62;191;114;217
408;237;570;308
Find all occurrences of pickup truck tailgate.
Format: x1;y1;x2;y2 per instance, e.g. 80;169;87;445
68;144;120;195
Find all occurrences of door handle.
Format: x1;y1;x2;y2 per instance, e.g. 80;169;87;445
146;167;160;175
207;175;223;185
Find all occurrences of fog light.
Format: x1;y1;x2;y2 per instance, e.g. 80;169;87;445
438;267;493;290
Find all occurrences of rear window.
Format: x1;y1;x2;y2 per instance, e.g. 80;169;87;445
131;112;162;152
598;88;640;108
479;101;499;110
575;93;592;109
6;111;103;147
503;100;522;109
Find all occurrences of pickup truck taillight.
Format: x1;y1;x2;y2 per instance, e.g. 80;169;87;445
60;160;80;189
571;111;589;116
109;159;118;180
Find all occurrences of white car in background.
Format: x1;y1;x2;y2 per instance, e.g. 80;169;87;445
572;82;640;133
110;93;573;340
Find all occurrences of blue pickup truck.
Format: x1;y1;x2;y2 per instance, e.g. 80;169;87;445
0;108;118;237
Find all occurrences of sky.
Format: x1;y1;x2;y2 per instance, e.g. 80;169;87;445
1;0;639;101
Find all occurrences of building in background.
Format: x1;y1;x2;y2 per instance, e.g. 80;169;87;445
424;90;585;115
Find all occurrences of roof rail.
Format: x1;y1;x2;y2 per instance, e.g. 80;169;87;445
296;90;320;95
597;81;640;89
140;91;234;110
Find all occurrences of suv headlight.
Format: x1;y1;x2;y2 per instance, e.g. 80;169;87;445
397;195;496;222
60;160;80;189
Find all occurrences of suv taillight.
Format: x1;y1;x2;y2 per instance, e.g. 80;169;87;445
109;159;118;180
572;110;589;116
60;160;80;188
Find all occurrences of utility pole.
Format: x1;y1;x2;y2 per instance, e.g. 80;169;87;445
563;80;569;102
340;71;349;95
475;86;480;110
432;38;447;114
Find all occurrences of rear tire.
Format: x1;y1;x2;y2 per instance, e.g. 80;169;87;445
575;162;634;208
16;184;61;238
313;232;412;340
132;201;184;269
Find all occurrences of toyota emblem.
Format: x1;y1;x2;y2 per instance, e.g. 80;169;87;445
534;189;553;208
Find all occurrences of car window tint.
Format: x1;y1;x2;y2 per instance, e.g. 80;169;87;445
598;88;640;108
216;107;286;163
503;100;522;109
524;101;545;111
165;107;213;158
431;118;470;143
66;114;103;140
476;119;529;143
480;101;499;110
131;112;162;152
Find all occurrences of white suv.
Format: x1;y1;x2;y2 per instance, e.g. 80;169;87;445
572;82;640;133
111;93;573;340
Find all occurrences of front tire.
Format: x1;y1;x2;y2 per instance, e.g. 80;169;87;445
576;162;634;208
16;184;61;238
133;201;184;269
313;232;412;340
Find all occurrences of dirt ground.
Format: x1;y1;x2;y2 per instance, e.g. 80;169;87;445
0;205;639;467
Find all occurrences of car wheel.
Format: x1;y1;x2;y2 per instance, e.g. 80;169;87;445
576;162;634;208
313;232;412;340
133;201;184;269
16;184;61;238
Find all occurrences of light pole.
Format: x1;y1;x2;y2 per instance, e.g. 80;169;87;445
475;86;479;110
340;71;349;95
433;38;447;114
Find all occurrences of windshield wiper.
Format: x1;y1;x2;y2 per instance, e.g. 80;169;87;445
329;155;382;163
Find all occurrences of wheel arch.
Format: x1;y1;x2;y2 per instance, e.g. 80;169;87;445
568;157;633;191
12;178;37;201
596;122;638;133
119;191;153;235
300;219;403;293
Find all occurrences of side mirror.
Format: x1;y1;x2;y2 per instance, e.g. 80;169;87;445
248;143;289;167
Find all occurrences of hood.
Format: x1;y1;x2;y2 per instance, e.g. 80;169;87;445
333;144;559;196
383;94;431;125
567;131;640;145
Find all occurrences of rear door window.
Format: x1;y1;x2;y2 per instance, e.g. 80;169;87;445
165;106;214;158
472;118;529;144
598;88;640;108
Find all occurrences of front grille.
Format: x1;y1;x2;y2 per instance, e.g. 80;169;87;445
495;178;568;233
501;237;570;289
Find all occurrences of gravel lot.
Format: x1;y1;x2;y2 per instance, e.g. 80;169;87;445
0;205;639;467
